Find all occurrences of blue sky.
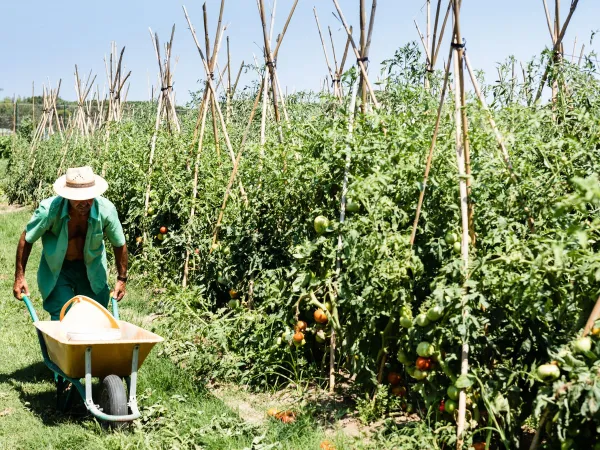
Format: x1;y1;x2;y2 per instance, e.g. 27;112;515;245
1;1;599;104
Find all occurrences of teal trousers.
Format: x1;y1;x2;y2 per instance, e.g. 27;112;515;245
43;260;110;321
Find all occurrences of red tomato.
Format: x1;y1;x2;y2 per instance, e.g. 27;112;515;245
416;357;431;371
159;226;167;234
387;372;402;386
391;386;407;397
439;400;445;412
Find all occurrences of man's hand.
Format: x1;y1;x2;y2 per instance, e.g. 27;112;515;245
13;277;30;300
114;279;126;301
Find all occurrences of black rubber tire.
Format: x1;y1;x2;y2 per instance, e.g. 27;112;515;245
99;375;128;429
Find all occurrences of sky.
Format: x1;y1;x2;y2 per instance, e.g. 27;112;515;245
1;1;599;105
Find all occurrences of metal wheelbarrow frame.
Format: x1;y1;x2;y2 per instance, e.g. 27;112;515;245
21;294;161;424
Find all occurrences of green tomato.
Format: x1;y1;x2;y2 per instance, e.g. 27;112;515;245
572;337;592;354
346;199;360;213
228;299;240;309
445;399;457;414
447;386;459;401
412;369;427;381
397;349;411;365
415;314;430;327
537;364;560;382
445;232;458;245
453;242;461;254
426;305;444;322
217;272;227;285
147;206;155;215
416;342;434;357
314;215;329;234
400;316;413;328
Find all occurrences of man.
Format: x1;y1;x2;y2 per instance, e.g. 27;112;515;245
13;166;128;319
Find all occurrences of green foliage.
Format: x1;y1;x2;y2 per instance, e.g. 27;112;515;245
5;43;600;447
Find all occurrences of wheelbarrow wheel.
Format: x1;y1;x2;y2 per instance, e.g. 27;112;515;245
99;375;128;429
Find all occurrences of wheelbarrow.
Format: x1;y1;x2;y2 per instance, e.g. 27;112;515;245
21;294;163;426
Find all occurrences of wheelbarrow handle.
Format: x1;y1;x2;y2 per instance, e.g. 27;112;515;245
111;297;120;321
21;295;39;323
22;294;118;322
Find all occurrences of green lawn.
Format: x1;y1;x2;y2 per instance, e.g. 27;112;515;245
0;208;360;449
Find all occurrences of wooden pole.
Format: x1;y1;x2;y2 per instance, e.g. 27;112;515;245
182;88;212;287
452;2;472;447
359;0;366;111
409;47;454;245
314;8;335;87
183;5;247;200
542;0;557;43
331;0;380;109
433;0;452;67
210;84;264;250
226;36;232;123
203;4;221;157
426;0;431;88
332;78;360;392
258;0;281;123
534;0;580;102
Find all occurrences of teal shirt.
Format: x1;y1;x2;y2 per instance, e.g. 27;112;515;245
24;196;126;299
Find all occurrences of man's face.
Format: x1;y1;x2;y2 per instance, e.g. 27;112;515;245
69;198;94;215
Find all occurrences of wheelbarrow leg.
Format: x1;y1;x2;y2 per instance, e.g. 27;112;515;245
127;345;140;416
84;347;94;410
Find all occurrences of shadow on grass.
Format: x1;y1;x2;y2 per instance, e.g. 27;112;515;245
0;360;91;426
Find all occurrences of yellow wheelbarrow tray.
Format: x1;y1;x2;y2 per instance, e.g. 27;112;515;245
22;295;163;424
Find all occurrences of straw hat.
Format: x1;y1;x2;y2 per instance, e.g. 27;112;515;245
53;166;108;201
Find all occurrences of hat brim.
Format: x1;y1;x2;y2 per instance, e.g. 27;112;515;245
53;175;108;200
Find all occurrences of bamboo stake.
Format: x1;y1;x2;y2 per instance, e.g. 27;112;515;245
425;0;431;88
433;0;452;67
578;43;585;66
210;83;264;251
452;2;472;447
332;78;360;392
414;20;433;66
331;0;380;109
226;36;232;123
359;0;366;111
258;0;281;123
231;61;244;97
183;6;247;200
431;0;442;60
427;0;431;57
273;0;299;58
182;87;212;287
314;8;335;85
464;54;514;179
409;47;454;246
202;4;221;157
542;0;557;43
534;0;580;102
328;26;341;97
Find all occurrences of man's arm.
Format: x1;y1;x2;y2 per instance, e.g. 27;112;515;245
113;244;128;301
14;231;32;300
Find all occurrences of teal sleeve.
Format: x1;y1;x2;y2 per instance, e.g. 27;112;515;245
24;203;50;244
104;204;126;247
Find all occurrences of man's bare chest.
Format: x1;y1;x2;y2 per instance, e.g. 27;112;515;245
68;217;89;241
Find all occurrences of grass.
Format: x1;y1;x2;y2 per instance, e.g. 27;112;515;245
0;196;362;449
